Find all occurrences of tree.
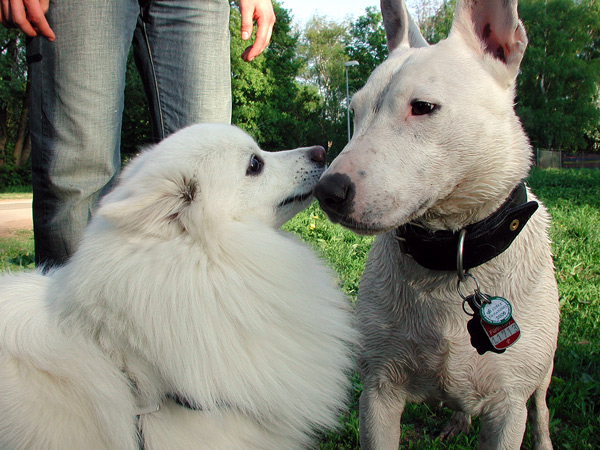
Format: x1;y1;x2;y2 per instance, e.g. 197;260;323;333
296;15;350;154
517;0;600;152
413;0;454;44
121;52;152;156
0;29;29;167
345;6;388;91
230;1;324;151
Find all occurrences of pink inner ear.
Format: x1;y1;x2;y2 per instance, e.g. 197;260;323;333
482;23;507;62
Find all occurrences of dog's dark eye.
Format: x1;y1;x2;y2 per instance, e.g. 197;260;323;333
411;101;437;116
246;154;264;176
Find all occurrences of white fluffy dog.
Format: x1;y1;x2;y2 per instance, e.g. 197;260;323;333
0;124;356;450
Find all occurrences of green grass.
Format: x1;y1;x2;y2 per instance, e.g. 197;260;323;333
0;189;34;270
0;229;34;271
0;185;32;199
1;169;598;449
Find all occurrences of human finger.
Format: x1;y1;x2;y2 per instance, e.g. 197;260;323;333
239;0;254;41
23;0;54;40
240;0;275;61
6;0;36;35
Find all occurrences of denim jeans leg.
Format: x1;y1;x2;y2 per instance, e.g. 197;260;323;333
28;0;140;268
133;0;232;141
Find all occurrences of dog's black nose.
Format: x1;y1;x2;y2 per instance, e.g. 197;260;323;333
309;146;326;166
313;172;355;219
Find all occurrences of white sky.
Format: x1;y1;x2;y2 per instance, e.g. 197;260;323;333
279;0;379;25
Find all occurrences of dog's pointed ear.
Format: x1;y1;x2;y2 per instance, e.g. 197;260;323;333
380;0;429;51
98;173;199;236
451;0;527;83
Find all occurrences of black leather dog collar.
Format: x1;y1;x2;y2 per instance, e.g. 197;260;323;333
395;182;539;271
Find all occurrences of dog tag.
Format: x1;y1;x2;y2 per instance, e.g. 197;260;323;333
464;294;520;354
480;296;512;325
467;314;503;355
464;294;505;355
480;317;520;351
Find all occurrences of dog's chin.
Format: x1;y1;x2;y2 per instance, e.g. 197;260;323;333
278;190;314;209
323;212;393;236
275;192;315;227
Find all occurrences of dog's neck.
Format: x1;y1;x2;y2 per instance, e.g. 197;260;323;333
395;182;539;271
122;358;204;417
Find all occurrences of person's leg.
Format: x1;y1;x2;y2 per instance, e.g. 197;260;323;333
28;0;140;268
133;0;231;142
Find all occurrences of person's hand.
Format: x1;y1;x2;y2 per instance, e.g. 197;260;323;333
239;0;275;62
1;0;55;41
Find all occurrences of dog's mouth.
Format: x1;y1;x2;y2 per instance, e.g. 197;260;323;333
334;216;391;235
278;191;314;208
321;194;435;236
318;208;377;235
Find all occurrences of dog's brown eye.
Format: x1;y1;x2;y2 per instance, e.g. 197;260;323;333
411;101;437;116
246;154;264;176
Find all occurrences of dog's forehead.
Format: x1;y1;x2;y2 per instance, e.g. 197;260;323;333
353;40;486;115
353;49;439;113
358;49;435;99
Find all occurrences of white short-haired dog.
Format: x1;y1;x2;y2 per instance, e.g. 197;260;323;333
314;0;560;448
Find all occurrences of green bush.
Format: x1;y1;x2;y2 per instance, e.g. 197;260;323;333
0;164;31;190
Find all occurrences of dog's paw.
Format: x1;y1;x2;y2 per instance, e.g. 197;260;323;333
439;411;471;441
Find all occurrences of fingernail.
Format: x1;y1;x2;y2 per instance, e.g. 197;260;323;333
242;31;249;40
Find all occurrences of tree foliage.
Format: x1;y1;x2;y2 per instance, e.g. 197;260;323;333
295;7;388;156
517;0;600;152
345;7;388;92
0;28;29;168
230;1;324;151
296;15;349;153
413;0;454;44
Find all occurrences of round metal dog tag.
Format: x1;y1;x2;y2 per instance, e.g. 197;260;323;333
480;296;512;325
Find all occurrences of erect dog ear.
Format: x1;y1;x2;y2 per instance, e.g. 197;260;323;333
98;172;199;236
380;0;429;52
450;0;527;83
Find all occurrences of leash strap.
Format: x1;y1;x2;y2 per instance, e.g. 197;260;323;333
395;182;538;271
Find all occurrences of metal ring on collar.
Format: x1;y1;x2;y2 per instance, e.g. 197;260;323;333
456;228;467;281
456;271;480;300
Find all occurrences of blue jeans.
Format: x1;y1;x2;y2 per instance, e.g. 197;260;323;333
27;0;231;268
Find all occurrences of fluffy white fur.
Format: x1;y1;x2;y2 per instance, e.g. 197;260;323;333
314;1;560;449
0;124;356;450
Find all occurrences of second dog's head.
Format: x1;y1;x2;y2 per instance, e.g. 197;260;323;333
315;0;532;234
96;124;326;240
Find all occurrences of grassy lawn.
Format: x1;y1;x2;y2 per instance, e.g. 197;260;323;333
0;229;34;271
0;185;32;200
1;169;598;449
0;186;34;271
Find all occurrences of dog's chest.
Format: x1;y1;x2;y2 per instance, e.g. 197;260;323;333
358;286;490;407
357;240;484;402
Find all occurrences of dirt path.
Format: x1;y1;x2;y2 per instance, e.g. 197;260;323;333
0;199;33;237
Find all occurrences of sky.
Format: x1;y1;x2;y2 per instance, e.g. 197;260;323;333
279;0;379;25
